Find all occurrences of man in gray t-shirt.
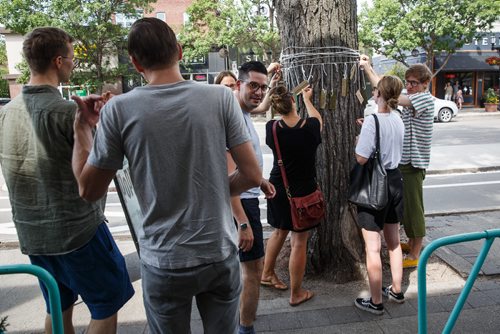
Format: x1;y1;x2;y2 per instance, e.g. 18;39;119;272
72;18;274;334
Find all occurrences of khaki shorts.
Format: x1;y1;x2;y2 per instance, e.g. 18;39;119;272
399;164;426;238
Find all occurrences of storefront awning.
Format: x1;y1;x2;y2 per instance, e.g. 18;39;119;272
435;52;500;71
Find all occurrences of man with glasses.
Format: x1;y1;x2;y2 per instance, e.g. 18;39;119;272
360;55;434;269
230;60;272;334
0;27;134;333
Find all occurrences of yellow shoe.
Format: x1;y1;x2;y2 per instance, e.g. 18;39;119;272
403;257;418;269
400;242;411;253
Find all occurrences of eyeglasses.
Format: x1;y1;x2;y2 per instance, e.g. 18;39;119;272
61;56;79;66
241;80;269;93
404;79;421;87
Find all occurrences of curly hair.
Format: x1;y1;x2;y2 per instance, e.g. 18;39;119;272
269;85;293;115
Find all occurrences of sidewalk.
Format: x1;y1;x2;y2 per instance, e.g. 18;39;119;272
1;109;500;333
3;227;500;333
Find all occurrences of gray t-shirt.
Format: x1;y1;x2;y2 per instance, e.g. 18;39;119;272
240;111;263;199
356;111;405;169
88;80;250;269
0;85;104;255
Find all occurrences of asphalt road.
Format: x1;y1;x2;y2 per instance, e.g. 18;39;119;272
1;114;499;239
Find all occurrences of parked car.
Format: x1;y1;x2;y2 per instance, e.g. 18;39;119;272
363;90;459;123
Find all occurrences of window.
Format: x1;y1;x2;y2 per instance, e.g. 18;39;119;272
156;12;166;22
115;10;143;28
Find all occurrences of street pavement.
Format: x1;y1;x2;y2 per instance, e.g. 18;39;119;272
1;109;500;333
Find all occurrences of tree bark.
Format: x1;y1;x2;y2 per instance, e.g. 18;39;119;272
275;0;364;282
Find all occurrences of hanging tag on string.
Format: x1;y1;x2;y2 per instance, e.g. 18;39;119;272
341;64;348;97
329;91;337;110
350;64;357;80
356;90;364;104
329;64;336;111
320;89;327;109
291;80;309;95
319;65;327;109
355;62;364;104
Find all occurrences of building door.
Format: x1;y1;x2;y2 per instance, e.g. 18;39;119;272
454;72;475;106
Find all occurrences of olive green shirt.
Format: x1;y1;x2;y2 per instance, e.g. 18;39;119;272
0;85;104;255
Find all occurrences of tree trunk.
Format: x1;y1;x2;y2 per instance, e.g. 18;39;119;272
275;0;364;282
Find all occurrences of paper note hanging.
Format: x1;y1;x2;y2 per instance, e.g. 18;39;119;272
356;89;364;104
320;89;327;109
329;91;337;110
291;80;309;95
341;77;348;97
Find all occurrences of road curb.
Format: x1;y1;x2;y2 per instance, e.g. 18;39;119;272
425;207;500;218
427;166;500;175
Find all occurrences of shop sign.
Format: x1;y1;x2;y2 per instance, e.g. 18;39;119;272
462;32;500;51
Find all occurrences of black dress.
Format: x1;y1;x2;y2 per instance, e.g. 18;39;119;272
266;118;322;231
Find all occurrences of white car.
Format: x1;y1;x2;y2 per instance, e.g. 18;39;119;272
363;91;459;123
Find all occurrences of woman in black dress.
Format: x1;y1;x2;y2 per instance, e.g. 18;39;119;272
260;85;322;306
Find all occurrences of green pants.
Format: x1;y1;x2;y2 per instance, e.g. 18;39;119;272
400;164;426;238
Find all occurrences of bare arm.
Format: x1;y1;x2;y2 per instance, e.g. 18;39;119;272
71;95;116;202
302;86;323;131
359;54;380;88
226;151;254;252
355;153;369;165
398;94;412;107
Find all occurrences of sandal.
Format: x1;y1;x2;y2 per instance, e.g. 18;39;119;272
260;276;288;290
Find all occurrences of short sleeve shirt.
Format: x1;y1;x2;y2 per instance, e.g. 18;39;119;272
0;85;103;255
88;81;249;269
356;112;405;169
400;92;434;169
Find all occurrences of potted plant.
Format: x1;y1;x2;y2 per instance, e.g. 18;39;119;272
0;316;8;333
484;88;499;112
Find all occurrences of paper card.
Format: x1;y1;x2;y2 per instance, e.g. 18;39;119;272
341;78;348;97
291;80;309;95
356;90;364;104
320;89;327;109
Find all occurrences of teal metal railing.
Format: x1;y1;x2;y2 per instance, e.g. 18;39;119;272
0;264;63;334
417;229;500;334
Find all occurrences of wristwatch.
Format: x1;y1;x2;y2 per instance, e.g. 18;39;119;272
239;222;249;231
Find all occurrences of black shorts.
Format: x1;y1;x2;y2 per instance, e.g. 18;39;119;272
238;198;265;262
357;168;404;232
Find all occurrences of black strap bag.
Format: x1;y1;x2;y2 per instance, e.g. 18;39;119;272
348;114;388;210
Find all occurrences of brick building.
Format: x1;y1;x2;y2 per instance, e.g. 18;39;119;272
145;0;193;33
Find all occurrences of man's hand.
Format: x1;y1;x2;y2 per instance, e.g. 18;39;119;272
238;224;254;252
356;118;364;126
71;94;104;128
260;179;276;199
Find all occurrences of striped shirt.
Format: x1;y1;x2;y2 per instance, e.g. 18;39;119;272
400;92;434;169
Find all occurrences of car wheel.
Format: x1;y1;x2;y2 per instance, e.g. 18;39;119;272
438;108;453;122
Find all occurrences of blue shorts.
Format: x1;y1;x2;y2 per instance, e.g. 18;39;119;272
29;223;135;320
238;198;265;262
